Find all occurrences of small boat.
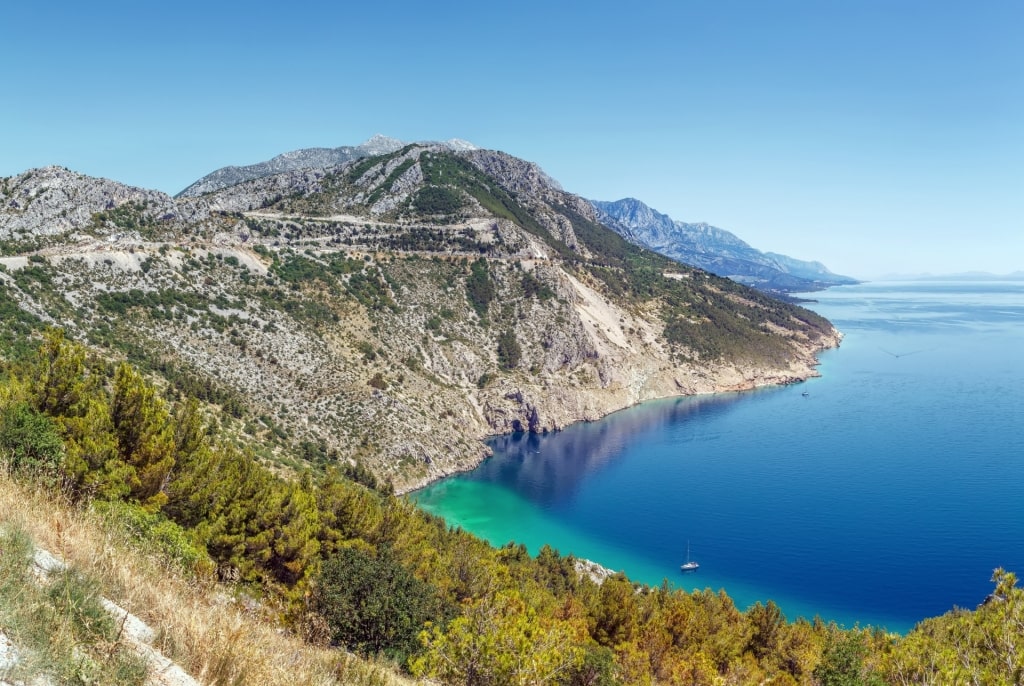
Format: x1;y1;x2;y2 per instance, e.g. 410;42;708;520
680;541;699;572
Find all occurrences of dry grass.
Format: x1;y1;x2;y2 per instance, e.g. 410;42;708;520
0;472;417;686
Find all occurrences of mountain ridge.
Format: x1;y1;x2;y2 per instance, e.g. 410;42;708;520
1;144;839;491
591;197;858;294
176;135;479;198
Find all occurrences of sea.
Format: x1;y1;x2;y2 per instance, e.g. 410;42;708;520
413;281;1024;633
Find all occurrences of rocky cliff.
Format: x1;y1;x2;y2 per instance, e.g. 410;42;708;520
0;144;840;491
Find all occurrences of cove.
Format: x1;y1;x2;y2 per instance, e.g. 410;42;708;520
414;281;1024;633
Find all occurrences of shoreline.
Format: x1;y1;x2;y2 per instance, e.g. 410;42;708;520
398;325;842;495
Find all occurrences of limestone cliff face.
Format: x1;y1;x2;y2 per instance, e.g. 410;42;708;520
0;144;841;491
458;265;839;491
0;167;178;239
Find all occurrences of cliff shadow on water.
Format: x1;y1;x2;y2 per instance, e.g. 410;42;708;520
477;391;762;507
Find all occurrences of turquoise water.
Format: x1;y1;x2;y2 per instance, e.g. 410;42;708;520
414;281;1024;633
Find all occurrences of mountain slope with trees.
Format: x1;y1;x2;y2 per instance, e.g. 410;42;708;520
0;142;1019;683
0;145;839;492
0;332;1020;685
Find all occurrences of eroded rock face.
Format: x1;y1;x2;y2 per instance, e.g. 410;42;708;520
176;135;407;197
0;166;178;239
177;135;478;198
466;149;563;196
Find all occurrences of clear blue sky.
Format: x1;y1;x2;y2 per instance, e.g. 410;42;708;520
3;1;1021;279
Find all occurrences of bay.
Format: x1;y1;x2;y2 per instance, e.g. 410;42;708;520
413;281;1024;633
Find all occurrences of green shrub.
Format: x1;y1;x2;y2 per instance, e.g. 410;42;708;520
497;330;522;370
412;186;464;215
521;271;555;300
0;402;64;480
93;499;212;574
312;545;448;662
465;258;494;319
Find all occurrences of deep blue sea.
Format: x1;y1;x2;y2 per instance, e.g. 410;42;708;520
414;281;1024;633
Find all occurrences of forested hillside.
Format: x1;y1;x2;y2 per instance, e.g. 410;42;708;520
0;147;839;491
0;333;1021;684
2;145;1019;684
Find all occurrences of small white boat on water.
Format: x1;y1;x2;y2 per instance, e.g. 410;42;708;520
680;541;699;572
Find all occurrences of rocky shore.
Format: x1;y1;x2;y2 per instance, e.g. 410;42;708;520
398;323;842;493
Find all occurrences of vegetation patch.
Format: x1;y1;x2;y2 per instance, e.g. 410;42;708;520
421;153;564;248
521;270;555;300
464;257;494;319
0;332;1022;685
496;329;522;370
0;284;42;359
90;200;169;239
411;186;464;215
313;545;450;662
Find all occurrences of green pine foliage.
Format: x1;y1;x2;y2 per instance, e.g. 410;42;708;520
465;257;494;319
496;329;522;371
411;186;465;215
313;545;450;662
0;401;64;480
0;282;42;360
880;569;1024;684
2;331;1021;684
521;271;555;301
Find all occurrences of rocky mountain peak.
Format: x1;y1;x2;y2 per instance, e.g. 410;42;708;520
359;134;405;153
443;138;478;152
176;135;480;199
591;198;670;238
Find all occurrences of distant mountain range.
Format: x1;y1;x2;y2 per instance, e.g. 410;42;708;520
591;198;858;294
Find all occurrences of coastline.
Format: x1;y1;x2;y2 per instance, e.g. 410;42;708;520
398;324;842;495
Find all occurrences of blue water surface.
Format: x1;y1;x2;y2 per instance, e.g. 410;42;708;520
414;281;1024;633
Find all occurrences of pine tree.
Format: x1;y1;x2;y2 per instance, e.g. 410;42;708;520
111;363;175;510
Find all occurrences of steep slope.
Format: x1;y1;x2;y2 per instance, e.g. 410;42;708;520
591;197;858;293
176;135;477;198
0;145;839;491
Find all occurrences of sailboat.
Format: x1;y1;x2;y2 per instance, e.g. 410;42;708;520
680;541;699;572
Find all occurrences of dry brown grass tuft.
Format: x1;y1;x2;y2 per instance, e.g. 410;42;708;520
0;472;416;686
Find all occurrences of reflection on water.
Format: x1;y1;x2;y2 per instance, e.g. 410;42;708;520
419;282;1024;631
479;391;755;506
